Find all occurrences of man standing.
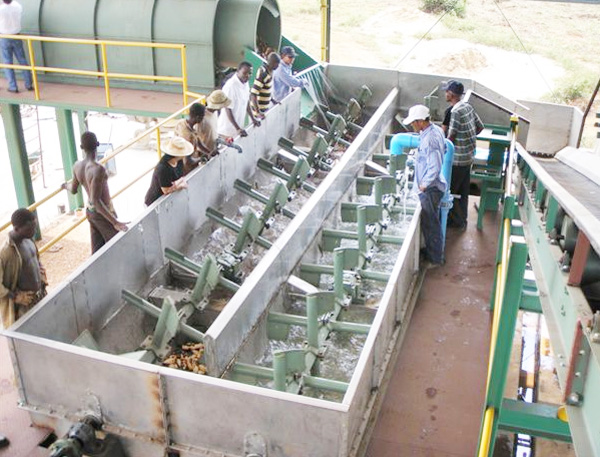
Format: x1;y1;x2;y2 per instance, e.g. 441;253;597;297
1;208;47;328
403;105;447;267
218;61;261;138
272;46;306;104
199;89;231;155
250;52;280;120
66;132;128;254
0;0;33;93
443;80;484;229
175;102;212;169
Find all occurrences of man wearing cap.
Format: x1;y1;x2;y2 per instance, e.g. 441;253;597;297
217;61;261;138
1;208;47;329
272;46;306;104
442;80;484;229
199;89;231;157
145;137;193;206
65;132;128;254
250;52;280;119
403;104;447;267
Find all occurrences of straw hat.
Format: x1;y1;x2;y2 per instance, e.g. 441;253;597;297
163;137;194;157
206;90;232;109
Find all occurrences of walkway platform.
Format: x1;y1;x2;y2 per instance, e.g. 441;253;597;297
0;79;186;117
367;199;497;456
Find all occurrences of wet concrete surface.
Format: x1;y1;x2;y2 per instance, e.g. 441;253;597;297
366;197;498;457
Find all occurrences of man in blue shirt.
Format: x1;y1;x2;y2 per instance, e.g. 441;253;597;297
403;104;447;267
272;46;306;103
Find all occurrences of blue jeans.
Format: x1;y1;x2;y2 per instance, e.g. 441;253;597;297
419;187;444;264
1;38;33;91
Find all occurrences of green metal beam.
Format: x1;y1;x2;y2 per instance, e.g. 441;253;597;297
2;103;35;209
56;108;84;210
498;399;572;442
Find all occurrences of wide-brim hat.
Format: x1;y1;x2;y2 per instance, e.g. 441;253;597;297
206;90;232;109
403;104;430;125
163;137;194;157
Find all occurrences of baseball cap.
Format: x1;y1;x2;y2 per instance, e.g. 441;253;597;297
281;46;297;58
403;105;430;125
442;80;464;96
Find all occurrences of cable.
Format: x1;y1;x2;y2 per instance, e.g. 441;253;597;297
492;0;557;99
392;0;461;69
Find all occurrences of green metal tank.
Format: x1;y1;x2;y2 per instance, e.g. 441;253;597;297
20;0;281;91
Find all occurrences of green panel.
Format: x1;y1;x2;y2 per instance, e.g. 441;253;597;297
96;0;154;77
281;36;318;72
2;103;35;209
56;108;84;210
39;0;99;73
498;399;572;442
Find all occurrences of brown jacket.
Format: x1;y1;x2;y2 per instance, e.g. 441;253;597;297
0;236;42;329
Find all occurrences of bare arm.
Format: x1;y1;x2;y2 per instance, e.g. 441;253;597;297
246;102;261;127
224;107;246;136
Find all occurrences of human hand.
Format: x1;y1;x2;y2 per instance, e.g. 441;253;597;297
419;185;426;192
253;119;261;128
14;290;36;306
238;129;248;137
114;222;129;232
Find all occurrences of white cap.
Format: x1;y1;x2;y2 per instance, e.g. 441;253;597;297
403;104;430;125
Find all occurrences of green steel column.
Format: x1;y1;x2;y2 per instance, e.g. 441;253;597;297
56;108;83;210
357;206;367;255
273;351;287;392
333;249;344;302
478;238;528;456
77;110;88;137
2;103;35;209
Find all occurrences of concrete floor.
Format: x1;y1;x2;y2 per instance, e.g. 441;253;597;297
366;199;498;457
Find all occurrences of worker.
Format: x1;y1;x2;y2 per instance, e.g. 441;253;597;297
175;102;211;169
0;0;33;93
442;80;484;230
144;137;193;206
403;104;447;267
250;52;280;120
217;61;261;138
65;132;128;254
199;89;231;156
0;208;47;329
272;46;307;104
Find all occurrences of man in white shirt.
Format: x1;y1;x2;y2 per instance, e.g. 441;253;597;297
217;61;261;138
0;0;33;93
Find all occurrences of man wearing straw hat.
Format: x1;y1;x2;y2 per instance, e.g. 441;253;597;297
145;137;193;206
199;89;231;158
65;132;128;254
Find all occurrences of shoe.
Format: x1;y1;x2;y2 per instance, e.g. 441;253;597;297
0;434;9;449
7;88;18;93
26;86;34;91
422;260;442;270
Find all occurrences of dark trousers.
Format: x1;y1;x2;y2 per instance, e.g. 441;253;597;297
419;187;444;264
87;209;118;254
449;164;471;228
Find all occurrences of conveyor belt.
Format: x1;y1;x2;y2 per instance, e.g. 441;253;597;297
537;158;600;221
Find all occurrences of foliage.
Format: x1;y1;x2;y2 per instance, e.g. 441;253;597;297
421;0;465;18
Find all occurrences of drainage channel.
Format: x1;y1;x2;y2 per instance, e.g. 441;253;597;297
5;86;421;457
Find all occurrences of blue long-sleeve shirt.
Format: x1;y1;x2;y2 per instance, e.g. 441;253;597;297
272;60;304;102
415;123;447;193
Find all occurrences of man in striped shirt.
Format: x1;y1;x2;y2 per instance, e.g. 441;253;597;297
443;80;484;230
250;52;280;120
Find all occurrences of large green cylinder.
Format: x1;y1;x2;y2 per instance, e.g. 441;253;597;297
20;0;281;91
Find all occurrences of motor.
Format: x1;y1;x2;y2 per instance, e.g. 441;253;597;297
49;415;127;457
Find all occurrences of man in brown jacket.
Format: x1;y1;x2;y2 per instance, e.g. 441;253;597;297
0;208;46;329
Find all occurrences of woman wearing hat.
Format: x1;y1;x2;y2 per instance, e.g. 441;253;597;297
144;137;193;206
199;89;231;157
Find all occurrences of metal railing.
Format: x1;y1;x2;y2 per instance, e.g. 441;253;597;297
477;114;519;457
0;34;190;107
0;96;205;251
